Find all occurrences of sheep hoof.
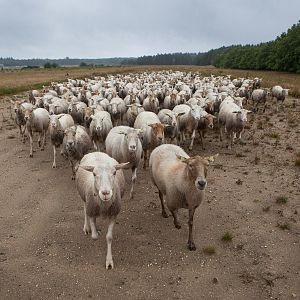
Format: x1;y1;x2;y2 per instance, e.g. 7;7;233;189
41;148;44;151
29;154;33;158
52;164;56;169
162;211;168;218
106;259;114;270
187;241;196;251
188;146;193;151
83;226;91;235
174;223;181;229
91;232;99;240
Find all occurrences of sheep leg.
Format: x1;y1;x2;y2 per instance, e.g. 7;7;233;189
219;125;223;142
106;218;115;269
130;167;137;199
38;132;42;148
52;145;57;168
187;208;196;251
29;130;33;157
159;190;168;218
83;204;91;234
188;129;196;151
199;130;205;150
70;160;76;180
41;130;46;151
90;216;99;240
143;150;148;169
170;209;181;229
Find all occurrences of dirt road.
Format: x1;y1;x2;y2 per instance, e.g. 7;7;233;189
0;96;299;299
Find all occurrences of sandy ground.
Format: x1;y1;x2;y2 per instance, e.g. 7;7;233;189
0;95;299;300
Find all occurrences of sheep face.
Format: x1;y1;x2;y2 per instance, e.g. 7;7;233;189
233;109;252;123
64;127;77;153
149;123;165;146
82;163;129;202
24;108;34;121
50;115;59;129
120;128;141;154
181;156;209;191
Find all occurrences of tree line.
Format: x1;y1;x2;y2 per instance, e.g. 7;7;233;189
122;21;300;73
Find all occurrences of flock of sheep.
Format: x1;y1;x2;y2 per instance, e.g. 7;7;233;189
11;70;289;269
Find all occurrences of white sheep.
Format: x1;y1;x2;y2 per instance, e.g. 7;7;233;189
76;152;129;269
134;111;166;168
24;107;50;157
149;144;213;250
62;125;92;179
105;126;142;199
89;111;113;151
218;100;252;149
49;114;74;168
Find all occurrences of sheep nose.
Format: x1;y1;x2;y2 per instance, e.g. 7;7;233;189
129;145;136;151
50;111;54;115
197;179;207;189
208;124;213;129
68;108;72;112
67;141;74;147
101;190;110;196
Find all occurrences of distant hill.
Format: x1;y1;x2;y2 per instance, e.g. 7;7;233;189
0;57;128;68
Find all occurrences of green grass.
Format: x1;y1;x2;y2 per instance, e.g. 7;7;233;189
277;222;290;230
221;232;233;242
202;246;216;255
276;196;288;204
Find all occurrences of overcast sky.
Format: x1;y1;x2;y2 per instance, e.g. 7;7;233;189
0;0;299;59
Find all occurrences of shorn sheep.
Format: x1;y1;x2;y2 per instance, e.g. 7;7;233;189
76;152;129;269
150;144;216;251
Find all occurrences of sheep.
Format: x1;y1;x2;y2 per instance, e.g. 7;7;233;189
49;114;74;168
24;107;50;157
105;126;142;199
10;100;33;142
197;113;216;150
89;111;113;151
143;92;160;114
218;101;252;150
124;103;144;127
107;97;126;127
157;109;185;144
251;89;268;112
48;97;68;115
271;85;289;111
173;104;206;150
68;101;87;124
149;144;213;250
75;152;129;269
62;125;92;179
163;90;179;110
134;111;166;169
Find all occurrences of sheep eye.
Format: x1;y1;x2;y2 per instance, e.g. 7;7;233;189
93;172;96;177
113;170;117;176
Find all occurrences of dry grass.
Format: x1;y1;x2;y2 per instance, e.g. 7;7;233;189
1;65;300;99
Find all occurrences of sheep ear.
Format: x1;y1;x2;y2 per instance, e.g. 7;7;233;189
115;162;130;170
177;112;185;117
80;165;94;172
246;110;252;114
232;111;241;114
176;155;188;163
126;104;132;107
204;153;219;163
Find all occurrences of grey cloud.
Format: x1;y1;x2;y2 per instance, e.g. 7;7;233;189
0;0;299;58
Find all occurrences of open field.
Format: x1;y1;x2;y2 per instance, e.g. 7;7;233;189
0;71;299;299
1;65;300;98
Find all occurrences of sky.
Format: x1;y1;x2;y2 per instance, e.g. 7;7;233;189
0;0;299;59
